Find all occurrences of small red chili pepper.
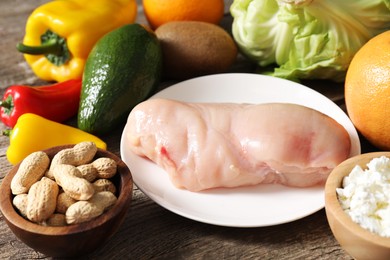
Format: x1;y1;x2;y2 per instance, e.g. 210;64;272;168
0;79;82;128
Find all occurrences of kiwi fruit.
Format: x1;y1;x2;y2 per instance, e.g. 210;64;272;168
155;21;238;80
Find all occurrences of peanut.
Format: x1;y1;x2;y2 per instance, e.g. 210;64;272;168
56;192;77;214
75;164;98;182
65;191;117;224
52;164;94;201
76;157;117;182
45;213;67;227
91;157;117;179
93;179;116;194
11;151;50;195
26;177;59;223
89;191;117;209
50;141;97;169
47;165;85;180
65;201;101;225
12;194;28;218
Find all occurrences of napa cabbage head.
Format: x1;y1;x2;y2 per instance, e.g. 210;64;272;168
231;0;390;82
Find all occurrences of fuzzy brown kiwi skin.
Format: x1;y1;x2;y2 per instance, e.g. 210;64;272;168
155;21;238;80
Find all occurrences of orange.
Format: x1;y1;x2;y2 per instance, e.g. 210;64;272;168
142;0;224;29
345;30;390;150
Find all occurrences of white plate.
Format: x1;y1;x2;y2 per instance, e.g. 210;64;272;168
120;73;361;227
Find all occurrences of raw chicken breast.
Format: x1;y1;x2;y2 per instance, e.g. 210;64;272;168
125;99;351;192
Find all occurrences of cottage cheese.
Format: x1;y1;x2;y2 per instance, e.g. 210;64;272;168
337;156;390;237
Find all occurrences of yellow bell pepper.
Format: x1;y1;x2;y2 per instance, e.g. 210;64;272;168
16;0;137;82
4;113;107;165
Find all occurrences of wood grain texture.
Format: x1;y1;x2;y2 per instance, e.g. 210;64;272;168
0;0;357;259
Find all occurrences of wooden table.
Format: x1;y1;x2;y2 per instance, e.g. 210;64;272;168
0;0;378;259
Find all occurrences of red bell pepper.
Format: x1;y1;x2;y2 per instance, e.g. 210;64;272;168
0;79;82;128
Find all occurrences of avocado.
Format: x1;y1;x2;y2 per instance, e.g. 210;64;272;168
78;24;162;135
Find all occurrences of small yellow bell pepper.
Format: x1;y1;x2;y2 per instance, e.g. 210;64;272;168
4;113;107;165
16;0;137;82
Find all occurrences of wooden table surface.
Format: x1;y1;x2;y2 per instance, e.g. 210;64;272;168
0;0;379;259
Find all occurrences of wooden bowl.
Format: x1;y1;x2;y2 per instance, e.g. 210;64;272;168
0;145;133;257
325;152;390;260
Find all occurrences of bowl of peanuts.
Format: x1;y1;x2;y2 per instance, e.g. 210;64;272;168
0;141;133;257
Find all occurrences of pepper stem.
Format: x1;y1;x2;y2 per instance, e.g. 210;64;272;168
16;38;63;56
2;129;11;137
0;95;14;116
0;100;11;110
16;30;71;66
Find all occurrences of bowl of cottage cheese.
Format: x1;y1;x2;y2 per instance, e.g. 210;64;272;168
325;152;390;260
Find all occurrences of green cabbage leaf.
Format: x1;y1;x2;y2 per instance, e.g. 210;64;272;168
231;0;390;82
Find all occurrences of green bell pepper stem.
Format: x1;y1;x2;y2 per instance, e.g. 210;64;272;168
0;99;11;110
2;129;11;137
16;30;70;66
16;38;62;56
